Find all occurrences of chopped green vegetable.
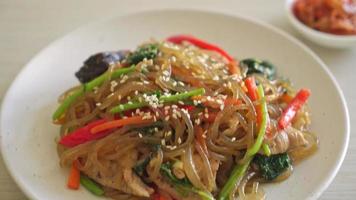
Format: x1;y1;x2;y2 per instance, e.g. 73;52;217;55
159;88;205;103
218;85;268;200
110;101;147;113
84;65;136;91
262;143;271;157
253;153;291;181
80;175;104;196
160;162;191;186
160;162;214;200
127;44;159;65
244;85;268;159
110;88;205;114
217;157;252;200
52;65;136;120
52;88;84;121
240;58;276;80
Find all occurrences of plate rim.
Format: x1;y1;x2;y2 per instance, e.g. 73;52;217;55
0;8;350;200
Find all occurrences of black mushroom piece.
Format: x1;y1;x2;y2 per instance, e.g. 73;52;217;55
75;51;129;83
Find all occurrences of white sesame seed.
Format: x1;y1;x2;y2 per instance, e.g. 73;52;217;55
163;71;170;76
177;137;182;144
127;96;131;100
165;116;170;121
220;104;225;111
135;90;139;95
231;137;236;142
204;113;209;118
216;99;224;104
118;95;122;100
155;111;159;117
172;113;177;119
178;101;184;105
213;75;220;81
138;133;143;138
154;127;158;132
178;81;185;86
96;102;102;107
128;101;133;105
161;139;166;146
143;80;150;85
171;105;178;109
172;81;177;87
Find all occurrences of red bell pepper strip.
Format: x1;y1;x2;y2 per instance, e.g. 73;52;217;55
244;77;258;101
278;89;311;130
166;35;239;74
59;119;110;147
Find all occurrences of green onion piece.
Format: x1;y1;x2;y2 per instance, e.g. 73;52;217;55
52;88;84;120
110;88;205;114
110;101;147;113
84;65;135;91
217;85;268;200
80;175;104;196
52;65;136;120
159;88;205;103
217;157;253;200
245;85;268;158
262;143;271;156
191;188;215;200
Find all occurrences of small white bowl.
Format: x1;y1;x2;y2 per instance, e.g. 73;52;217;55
285;0;356;48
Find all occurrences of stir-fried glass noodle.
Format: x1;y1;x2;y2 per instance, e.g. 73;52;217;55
53;35;318;200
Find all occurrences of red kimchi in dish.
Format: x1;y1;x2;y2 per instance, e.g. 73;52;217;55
293;0;356;35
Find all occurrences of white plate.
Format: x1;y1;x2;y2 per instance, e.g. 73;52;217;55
0;9;349;200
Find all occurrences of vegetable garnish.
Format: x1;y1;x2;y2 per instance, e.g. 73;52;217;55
52;65;136;121
91;116;154;134
262;143;272;157
278;89;311;130
218;84;268;200
240;58;276;80
160;162;215;200
253;153;291;181
80;175;104;196
217;157;253;200
67;161;80;190
166;35;239;74
59;119;108;147
244;85;268;158
110;88;205;113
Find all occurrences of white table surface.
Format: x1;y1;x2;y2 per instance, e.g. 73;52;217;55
0;0;355;199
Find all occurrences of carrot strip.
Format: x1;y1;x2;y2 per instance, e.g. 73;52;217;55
67;161;80;190
91;116;154;134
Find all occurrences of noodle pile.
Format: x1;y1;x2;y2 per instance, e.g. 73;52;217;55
54;38;318;200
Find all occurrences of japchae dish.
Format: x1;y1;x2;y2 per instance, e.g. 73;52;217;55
53;35;318;200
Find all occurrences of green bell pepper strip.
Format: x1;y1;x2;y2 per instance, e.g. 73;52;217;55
80;175;104;196
52;65;136;120
217;84;268;200
110;88;205;114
